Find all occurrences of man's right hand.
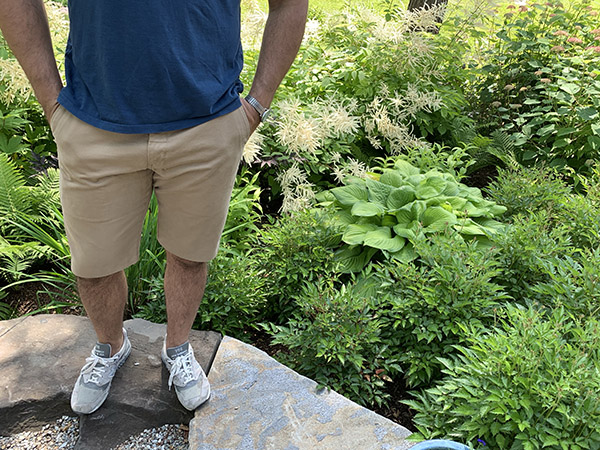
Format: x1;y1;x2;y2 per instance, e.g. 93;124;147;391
0;0;63;121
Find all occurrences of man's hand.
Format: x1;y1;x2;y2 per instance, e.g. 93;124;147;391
0;0;63;123
246;0;308;117
241;97;261;136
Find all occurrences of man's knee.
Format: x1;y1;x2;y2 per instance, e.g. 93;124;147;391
167;251;207;270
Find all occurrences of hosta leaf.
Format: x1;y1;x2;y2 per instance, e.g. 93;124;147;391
395;208;415;225
393;221;420;239
342;223;378;245
333;209;356;226
416;177;447;199
442;182;460;196
336;246;378;273
405;174;424;187
473;218;506;234
488;204;507;216
381;214;397;227
454;219;486;235
363;227;405;252
463;202;489;217
331;184;368;206
366;178;394;207
422;207;458;232
379;170;405;187
390;242;417;263
446;197;468;211
351;201;385;217
387;186;416;210
393;160;420;177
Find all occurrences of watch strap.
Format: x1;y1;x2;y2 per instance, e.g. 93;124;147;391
245;95;271;122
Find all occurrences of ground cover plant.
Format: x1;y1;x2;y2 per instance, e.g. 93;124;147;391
2;0;600;448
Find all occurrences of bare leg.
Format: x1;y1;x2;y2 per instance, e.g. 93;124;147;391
77;270;128;356
164;251;208;349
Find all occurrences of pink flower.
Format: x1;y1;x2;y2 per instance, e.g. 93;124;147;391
519;86;528;92
590;11;598;16
549;13;556;17
586;46;600;53
540;78;552;83
596;36;600;41
507;4;516;9
591;29;600;35
553;30;568;36
567;37;583;44
504;84;516;91
519;5;529;12
551;45;566;52
535;70;543;76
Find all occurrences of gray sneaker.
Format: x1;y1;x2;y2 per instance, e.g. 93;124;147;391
71;328;131;414
161;340;211;411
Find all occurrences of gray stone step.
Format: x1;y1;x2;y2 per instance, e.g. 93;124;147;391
190;336;414;450
0;315;221;449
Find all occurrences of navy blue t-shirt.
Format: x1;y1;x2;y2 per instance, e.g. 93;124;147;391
57;0;244;134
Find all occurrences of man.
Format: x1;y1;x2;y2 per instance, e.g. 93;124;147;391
0;0;307;414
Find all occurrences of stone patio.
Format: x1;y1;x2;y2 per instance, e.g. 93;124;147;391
0;315;414;449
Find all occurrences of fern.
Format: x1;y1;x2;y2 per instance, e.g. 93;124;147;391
0;153;32;219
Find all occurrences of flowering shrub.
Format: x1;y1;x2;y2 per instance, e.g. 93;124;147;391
240;3;476;212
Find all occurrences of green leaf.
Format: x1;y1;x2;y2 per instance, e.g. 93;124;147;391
351;201;385;217
366;178;394;207
416;177;447;200
577;107;598;121
393;160;420;177
537;124;556;137
387;186;416;210
331;184;368;206
379;170;405;187
363;227;405;252
454;218;486;235
559;82;580;95
342;223;378;245
390;242;417;263
422;207;458;232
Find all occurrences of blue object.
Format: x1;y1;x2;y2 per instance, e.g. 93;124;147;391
410;440;472;450
59;0;244;134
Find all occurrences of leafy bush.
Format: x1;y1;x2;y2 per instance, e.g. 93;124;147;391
267;277;400;408
406;305;600;449
134;248;268;339
469;1;600;175
254;209;342;322
320;159;507;272
373;236;508;387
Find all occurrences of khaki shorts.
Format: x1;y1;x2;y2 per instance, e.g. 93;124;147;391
50;105;250;278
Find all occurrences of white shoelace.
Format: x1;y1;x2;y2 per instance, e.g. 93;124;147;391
167;351;197;390
81;354;119;385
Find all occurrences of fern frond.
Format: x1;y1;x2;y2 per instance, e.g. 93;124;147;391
0;153;32;217
29;168;61;216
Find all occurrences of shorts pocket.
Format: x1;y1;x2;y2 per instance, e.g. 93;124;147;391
49;104;67;136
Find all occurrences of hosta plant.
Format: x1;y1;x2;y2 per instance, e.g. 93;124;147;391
319;159;507;271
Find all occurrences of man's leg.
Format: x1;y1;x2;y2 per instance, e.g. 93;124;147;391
164;252;208;349
77;271;128;356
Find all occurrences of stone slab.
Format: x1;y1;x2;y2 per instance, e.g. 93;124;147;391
0;314;221;449
190;336;414;450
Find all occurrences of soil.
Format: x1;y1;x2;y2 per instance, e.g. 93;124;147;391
465;165;499;192
3;282;417;432
2;281;82;318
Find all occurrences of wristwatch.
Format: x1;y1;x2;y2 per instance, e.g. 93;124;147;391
245;95;272;122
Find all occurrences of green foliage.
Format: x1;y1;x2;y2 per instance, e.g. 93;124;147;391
267;277;400;408
321;159;507;272
374;236;508;387
254;210;342;322
197;251;268;338
469;1;600;176
406;305;600;449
